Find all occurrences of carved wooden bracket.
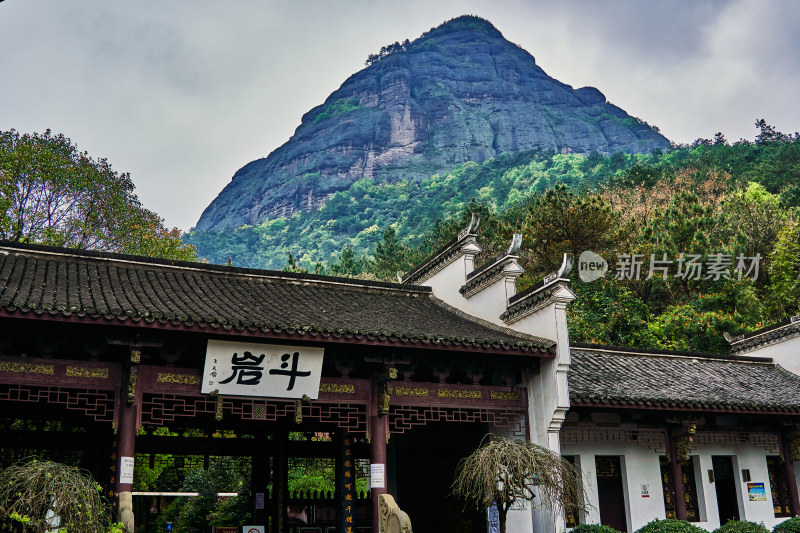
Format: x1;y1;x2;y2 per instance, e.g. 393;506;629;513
208;389;223;421
378;368;398;416
791;438;800;462
671;423;696;463
125;349;141;405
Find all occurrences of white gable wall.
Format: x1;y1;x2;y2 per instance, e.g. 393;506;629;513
736;334;800;376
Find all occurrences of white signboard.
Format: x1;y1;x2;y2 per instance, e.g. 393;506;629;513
119;456;135;484
370;463;385;488
203;340;324;399
242;526;265;533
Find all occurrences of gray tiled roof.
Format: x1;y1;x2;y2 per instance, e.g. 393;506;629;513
0;242;553;354
569;345;800;412
729;318;800;355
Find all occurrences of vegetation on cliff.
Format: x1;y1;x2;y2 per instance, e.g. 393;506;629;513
187;121;800;352
195;15;669;232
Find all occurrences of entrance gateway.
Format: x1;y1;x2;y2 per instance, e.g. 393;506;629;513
0;239;547;532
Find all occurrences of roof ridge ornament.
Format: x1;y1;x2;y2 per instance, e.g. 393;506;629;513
457;213;481;240
724;331;746;344
506;233;522;256
543;253;574;285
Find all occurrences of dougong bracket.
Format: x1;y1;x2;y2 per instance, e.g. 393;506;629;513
125;349;141;405
378;367;398;416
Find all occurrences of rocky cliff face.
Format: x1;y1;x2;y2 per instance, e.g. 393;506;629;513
196;16;670;231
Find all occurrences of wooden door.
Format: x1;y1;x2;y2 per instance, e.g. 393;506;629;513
596;456;628;533
712;456;740;523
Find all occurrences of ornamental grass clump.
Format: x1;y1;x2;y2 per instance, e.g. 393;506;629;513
452;435;587;533
571;524;622;533
774;518;800;533
712;520;770;533
635;518;709;533
0;458;112;533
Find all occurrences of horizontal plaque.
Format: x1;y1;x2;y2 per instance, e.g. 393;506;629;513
202;340;324;400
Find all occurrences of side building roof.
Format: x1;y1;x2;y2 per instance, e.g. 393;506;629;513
569;344;800;413
728;316;800;355
0;241;553;355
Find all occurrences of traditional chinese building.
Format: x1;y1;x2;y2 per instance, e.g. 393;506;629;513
0;216;798;533
563;343;800;532
0;236;548;533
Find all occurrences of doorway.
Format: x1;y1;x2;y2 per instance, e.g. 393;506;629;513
595;456;628;532
712;456;740;523
393;422;487;533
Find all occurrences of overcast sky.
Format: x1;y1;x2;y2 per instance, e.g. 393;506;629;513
2;0;799;231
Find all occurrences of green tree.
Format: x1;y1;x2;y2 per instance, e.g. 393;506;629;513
767;220;800;318
716;183;785;261
369;226;413;280
330;244;365;277
0;129;196;261
522;185;618;276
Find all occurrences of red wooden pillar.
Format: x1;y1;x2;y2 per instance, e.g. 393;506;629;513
666;429;688;521
272;425;289;533
370;378;389;533
252;430;269;526
116;349;140;532
782;435;800;516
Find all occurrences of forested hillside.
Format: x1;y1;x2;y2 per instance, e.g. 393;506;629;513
187;122;800;353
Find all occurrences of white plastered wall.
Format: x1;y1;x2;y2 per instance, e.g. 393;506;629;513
737;334;800;376
462;265;524;324
413;240;575;533
511;286;575;533
560;438;788;532
691;442;784;530
560;440;665;533
414;240;481;312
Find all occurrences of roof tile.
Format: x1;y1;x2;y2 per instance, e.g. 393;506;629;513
570;346;800;412
0;241;553;354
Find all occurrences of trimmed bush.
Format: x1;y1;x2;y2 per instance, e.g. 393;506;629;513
713;520;770;533
571;524;621;533
634;519;709;533
774;517;800;533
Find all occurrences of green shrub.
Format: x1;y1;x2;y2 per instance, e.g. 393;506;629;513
774;517;800;533
712;520;770;533
635;519;708;533
570;524;621;533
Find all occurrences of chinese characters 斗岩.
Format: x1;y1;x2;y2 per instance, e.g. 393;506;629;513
218;351;312;391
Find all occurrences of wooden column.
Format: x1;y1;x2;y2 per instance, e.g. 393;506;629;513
115;349;140;533
272;425;289;533
666;429;688;521
782;435;800;516
252;430;269;526
370;375;390;533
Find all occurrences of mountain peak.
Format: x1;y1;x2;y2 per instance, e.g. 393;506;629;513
196;17;670;231
424;15;502;37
